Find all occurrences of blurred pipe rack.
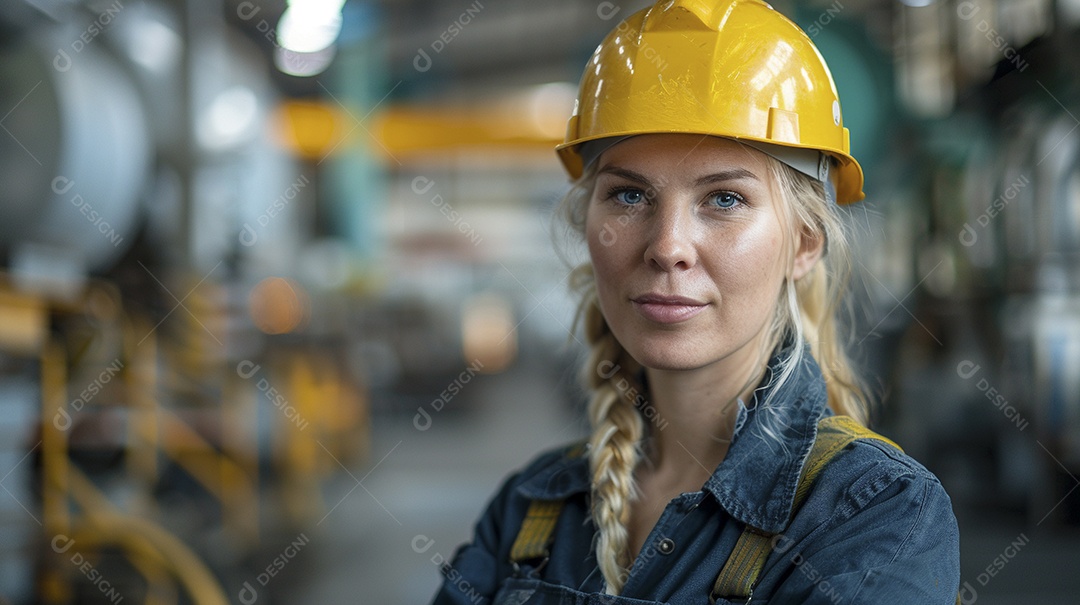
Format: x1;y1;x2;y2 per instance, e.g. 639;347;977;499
0;0;373;602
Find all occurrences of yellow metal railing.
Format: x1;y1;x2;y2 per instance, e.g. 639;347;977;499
40;337;229;605
0;271;370;603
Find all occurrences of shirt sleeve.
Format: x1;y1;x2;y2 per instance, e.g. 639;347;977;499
429;478;513;605
767;447;961;605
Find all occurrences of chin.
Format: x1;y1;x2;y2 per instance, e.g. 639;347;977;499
621;333;720;372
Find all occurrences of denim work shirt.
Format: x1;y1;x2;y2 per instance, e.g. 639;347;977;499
430;352;961;604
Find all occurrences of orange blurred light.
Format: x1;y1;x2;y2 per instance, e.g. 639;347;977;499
461;293;516;373
249;277;309;335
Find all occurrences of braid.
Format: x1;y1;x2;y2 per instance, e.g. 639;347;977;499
582;294;644;594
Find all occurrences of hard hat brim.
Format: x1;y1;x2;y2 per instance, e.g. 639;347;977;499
557;133;866;204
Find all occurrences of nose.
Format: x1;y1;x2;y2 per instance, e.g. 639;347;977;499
643;202;697;271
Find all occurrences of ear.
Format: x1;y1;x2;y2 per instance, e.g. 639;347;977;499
791;224;824;281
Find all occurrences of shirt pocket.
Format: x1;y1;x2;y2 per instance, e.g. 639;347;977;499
493;577;669;605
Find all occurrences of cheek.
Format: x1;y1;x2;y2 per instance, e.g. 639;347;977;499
585;208;635;322
585;206;625;274
713;216;788;302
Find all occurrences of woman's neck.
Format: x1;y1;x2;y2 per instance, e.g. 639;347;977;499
641;337;771;485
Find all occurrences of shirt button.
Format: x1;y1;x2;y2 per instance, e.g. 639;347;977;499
657;538;675;555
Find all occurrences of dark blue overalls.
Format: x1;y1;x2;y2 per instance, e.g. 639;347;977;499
431;354;961;604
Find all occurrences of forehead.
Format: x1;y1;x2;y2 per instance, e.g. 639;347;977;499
596;134;772;180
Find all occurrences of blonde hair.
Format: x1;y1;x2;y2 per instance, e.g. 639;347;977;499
560;150;870;593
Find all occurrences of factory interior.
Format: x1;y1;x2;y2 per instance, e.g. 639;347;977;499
2;0;1080;602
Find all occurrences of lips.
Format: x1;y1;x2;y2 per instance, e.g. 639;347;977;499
630;293;708;324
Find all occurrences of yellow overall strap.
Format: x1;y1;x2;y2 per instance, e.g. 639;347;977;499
509;442;587;564
710;415;901;603
510;499;565;562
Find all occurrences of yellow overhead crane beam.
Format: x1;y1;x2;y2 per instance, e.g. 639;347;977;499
271;85;573;160
371;104;562;155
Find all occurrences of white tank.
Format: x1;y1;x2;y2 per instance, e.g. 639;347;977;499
0;27;150;274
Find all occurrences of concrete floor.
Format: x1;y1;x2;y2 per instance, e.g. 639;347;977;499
271;357;1080;605
276;355;587;605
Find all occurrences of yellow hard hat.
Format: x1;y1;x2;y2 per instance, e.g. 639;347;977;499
556;0;865;204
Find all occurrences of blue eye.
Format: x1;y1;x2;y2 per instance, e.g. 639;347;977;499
612;188;646;206
709;191;744;209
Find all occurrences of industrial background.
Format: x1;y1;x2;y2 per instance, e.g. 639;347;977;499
0;0;1079;603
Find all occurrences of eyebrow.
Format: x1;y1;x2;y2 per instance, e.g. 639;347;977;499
597;166;760;187
693;168;760;186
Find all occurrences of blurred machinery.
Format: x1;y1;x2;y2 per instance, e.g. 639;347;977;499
0;0;554;601
727;1;1080;529
0;0;373;602
881;0;1080;524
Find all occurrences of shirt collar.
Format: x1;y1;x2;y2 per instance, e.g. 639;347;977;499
516;443;592;500
516;346;829;534
703;346;829;533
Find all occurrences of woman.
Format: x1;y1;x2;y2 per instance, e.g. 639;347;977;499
431;1;960;603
